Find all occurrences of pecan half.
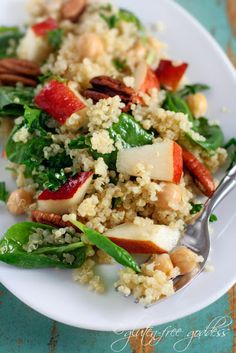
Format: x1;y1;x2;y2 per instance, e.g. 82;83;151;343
61;0;86;21
90;76;135;102
0;74;38;87
83;89;110;102
0;58;40;86
182;149;215;197
83;75;135;106
31;210;72;228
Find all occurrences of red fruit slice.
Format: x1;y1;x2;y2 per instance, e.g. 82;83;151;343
38;172;93;200
38;172;93;215
155;59;188;91
173;142;183;184
32;17;58;37
135;61;160;93
35;80;86;124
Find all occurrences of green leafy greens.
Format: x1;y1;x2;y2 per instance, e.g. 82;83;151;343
190;203;203;215
162;86;224;152
178;84;210;98
0;182;9;202
0;26;23;58
70;220;141;273
0;86;35;117
6;106;73;191
0;222;86;269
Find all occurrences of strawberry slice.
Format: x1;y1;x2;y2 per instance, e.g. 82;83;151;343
32;17;58;37
35;80;86;124
155;60;188;91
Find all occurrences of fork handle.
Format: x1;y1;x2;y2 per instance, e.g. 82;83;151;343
205;164;236;215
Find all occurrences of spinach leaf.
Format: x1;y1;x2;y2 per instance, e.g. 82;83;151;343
0;182;9;202
24;106;41;129
0;27;23;58
68;113;153;169
6;125;51;166
100;7;143;31
109;113;153;148
187;117;224;152
178;84;210;98
0;86;35;117
224;138;236;171
163;91;193;121
0;222;86;269
71;220;141;273
47;28;64;50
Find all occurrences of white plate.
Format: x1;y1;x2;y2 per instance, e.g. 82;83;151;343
0;0;236;331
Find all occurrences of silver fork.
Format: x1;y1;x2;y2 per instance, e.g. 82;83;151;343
173;164;236;293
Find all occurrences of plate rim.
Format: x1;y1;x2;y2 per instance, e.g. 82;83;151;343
0;0;236;331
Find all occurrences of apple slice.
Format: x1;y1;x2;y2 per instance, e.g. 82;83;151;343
32;18;58;37
155;60;188;91
17;28;52;63
105;223;180;254
116;140;183;183
35;80;86;124
37;172;93;215
134;61;160;93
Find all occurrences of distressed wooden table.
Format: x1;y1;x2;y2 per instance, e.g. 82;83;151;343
0;0;236;352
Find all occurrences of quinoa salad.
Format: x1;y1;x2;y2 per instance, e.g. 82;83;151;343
0;0;235;306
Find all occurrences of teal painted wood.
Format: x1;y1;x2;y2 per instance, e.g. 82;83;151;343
0;283;234;353
0;0;235;352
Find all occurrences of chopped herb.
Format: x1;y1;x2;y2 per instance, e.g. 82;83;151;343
178;84;210;98
112;197;122;209
113;58;127;71
0;182;9;202
190;203;203;215
47;28;64;50
209;214;218;223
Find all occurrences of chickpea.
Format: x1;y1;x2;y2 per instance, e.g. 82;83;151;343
170;246;198;275
77;33;104;61
186;93;208;118
151;254;174;276
7;188;33;215
157;184;182;210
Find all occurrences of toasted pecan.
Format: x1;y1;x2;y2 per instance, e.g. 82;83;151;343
182;149;215;197
61;0;86;21
0;74;37;87
0;58;40;77
90;75;135;99
31;210;73;228
83;89;110;102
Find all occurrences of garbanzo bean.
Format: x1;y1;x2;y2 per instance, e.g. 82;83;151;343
7;188;33;215
151;254;174;276
186;93;208;118
77;33;104;61
170;246;198;275
157;184;182;210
